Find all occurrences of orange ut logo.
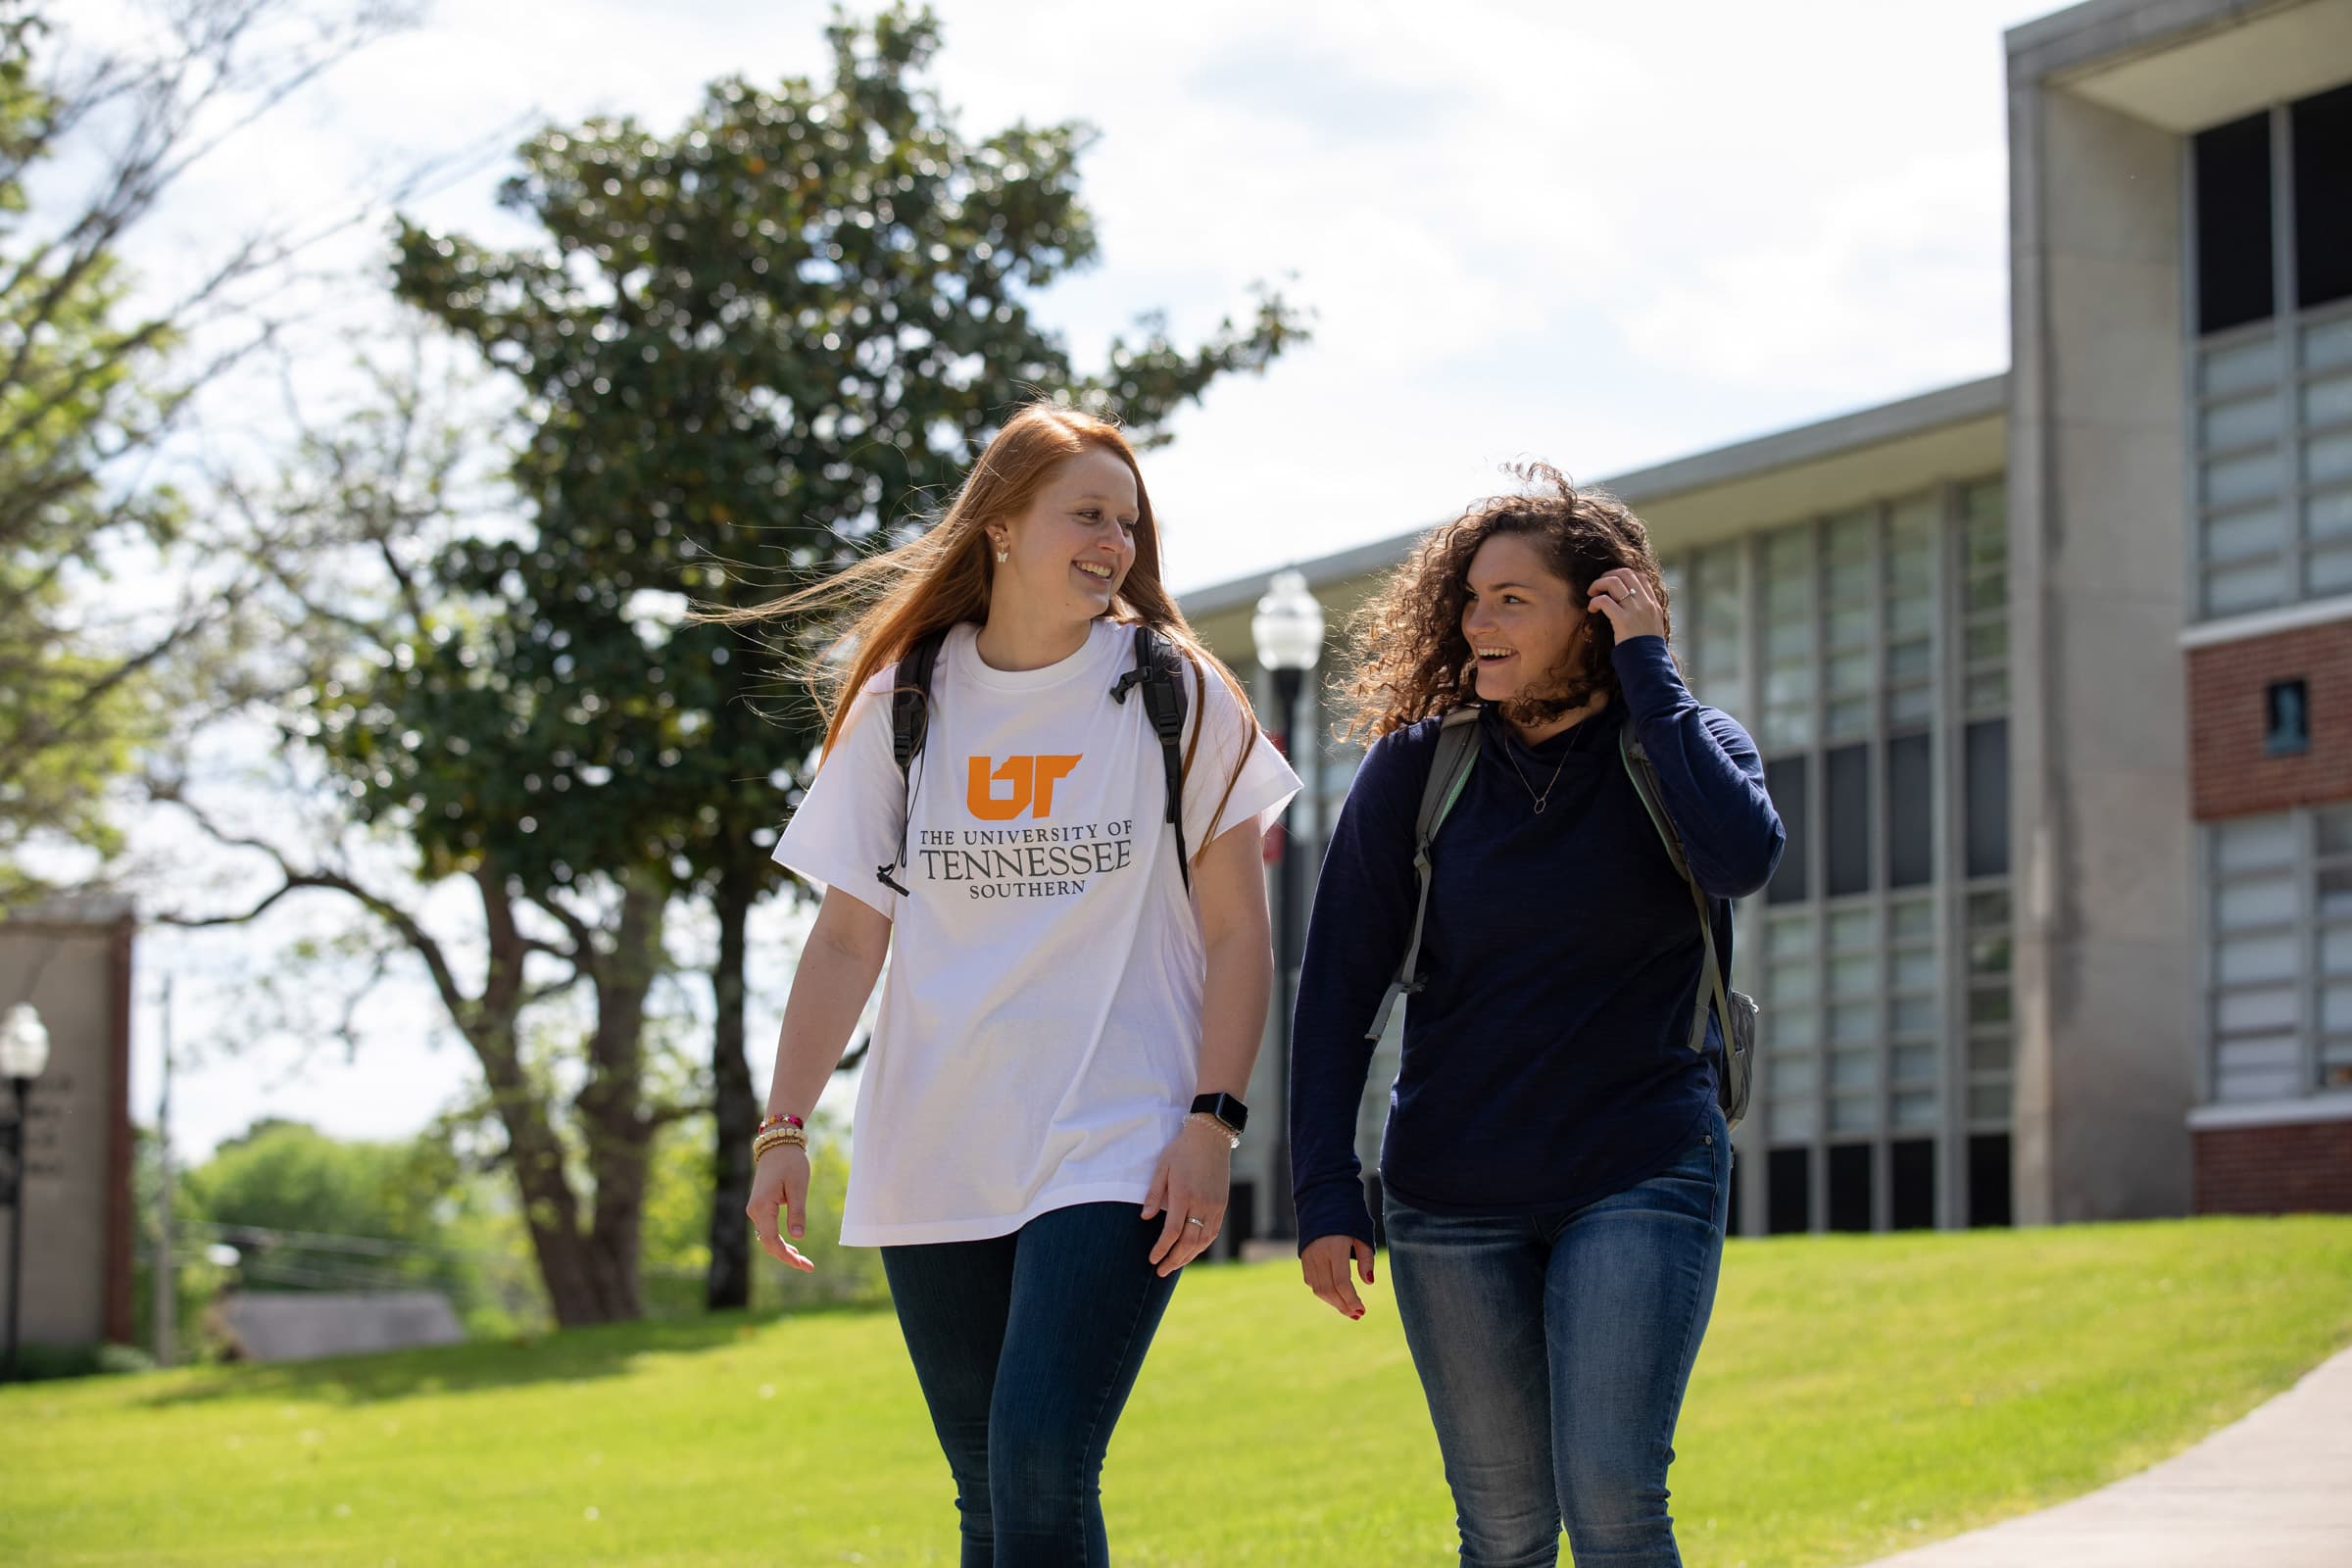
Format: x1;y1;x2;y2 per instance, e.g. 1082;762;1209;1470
967;755;1081;820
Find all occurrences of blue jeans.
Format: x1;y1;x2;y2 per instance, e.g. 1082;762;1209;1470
1385;1106;1731;1568
881;1201;1181;1568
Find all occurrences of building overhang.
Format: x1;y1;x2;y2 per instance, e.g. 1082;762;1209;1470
2012;0;2352;131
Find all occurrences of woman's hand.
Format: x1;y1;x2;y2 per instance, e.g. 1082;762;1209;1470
1141;1116;1231;1278
1588;566;1667;646
746;1145;816;1273
1299;1233;1377;1320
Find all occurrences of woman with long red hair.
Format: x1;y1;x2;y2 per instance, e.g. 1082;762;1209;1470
730;404;1297;1566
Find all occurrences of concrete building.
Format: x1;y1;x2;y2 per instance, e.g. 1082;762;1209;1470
1183;0;2352;1242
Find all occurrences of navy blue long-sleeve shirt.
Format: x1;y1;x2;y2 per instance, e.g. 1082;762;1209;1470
1289;635;1786;1248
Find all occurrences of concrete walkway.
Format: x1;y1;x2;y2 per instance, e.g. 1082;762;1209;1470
1860;1346;2352;1567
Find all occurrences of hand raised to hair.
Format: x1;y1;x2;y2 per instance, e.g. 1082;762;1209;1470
1588;567;1666;646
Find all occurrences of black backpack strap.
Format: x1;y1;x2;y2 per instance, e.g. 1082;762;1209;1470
1110;625;1192;893
1619;725;1733;1059
1365;706;1481;1041
878;627;950;897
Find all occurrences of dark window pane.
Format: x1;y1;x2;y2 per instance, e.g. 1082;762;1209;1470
1228;1179;1258;1259
1726;1158;1744;1239
2293;85;2352;309
1766;757;1810;906
1768;1147;1811;1234
1828;1143;1874;1232
1965;719;2010;878
1888;733;1934;887
2267;678;2311;756
2195;112;2275;333
1826;744;1871;896
1968;1133;2014;1227
1890;1139;1936;1230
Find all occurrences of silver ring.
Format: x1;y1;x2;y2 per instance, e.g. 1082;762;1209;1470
1185;1217;1205;1228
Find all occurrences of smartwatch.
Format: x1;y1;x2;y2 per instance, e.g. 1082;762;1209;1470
1191;1092;1249;1139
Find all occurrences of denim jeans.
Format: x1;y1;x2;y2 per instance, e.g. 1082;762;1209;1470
1385;1105;1732;1568
880;1201;1181;1568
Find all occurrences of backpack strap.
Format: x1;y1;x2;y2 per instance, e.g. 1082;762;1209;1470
1618;725;1734;1059
1110;625;1192;893
877;626;950;897
1364;706;1482;1041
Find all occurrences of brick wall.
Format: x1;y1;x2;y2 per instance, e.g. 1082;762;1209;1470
2193;1118;2352;1213
2187;618;2352;819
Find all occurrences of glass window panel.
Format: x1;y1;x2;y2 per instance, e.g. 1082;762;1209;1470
2309;488;2352;542
2203;452;2282;507
2305;432;2352;487
1766;756;1810;905
1970;1035;2013;1074
2305;373;2352;428
1830;955;1875;998
1767;960;1816;1003
1888;685;1935;728
2324;984;2352;1032
1768;1007;1818;1049
1969;1081;2013;1122
1966;571;2007;612
1763;664;1815;706
2215;873;2296;928
1966;670;2010;712
1828;907;1875;949
1890;994;1939;1036
1892;1091;1939;1130
1825;514;1873;561
1827;651;1872;695
2204;557;2290;614
2217;814;2295;871
1966;620;2009;662
1886;638;1933;680
2320;925;2352;973
1826;605;1871;649
1891;1044;1936;1083
2320;865;2352;917
2309;315;2352;370
1765;526;1812;576
2201;392;2283;448
2193;114;2275;333
1829;1002;1876;1043
1831;1095;1878;1135
2304;550;2352;597
2322;806;2352;855
1888;733;1933;887
1827;697;1872;738
1891;949;1938;992
2215;985;2296;1031
1772;1100;1819;1142
1768;1054;1818;1094
1766;914;1815;957
2292;87;2351;306
2218;1061;2305;1102
2203;504;2288;561
1827;744;1871;896
1969;935;2012;976
1891;897;1936;940
1968;888;2011;927
2217;1030;2298;1072
1965;719;2009;879
2217;932;2298;983
1972;983;2014;1025
1762;706;1814;751
1830;1049;1877;1088
2201;334;2278;394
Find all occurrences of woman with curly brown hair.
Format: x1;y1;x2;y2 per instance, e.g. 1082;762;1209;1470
1288;466;1784;1568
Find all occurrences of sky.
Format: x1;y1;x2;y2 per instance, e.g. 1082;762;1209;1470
55;0;2055;1157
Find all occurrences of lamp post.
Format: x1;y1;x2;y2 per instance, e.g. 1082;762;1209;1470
1;1003;52;1382
1251;569;1326;1240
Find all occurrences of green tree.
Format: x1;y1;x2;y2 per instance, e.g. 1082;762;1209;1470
388;2;1304;1309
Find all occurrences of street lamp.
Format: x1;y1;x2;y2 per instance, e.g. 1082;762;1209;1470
1251;569;1326;1240
0;1003;50;1382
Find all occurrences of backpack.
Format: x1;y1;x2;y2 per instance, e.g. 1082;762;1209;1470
1364;706;1757;1131
874;623;1194;898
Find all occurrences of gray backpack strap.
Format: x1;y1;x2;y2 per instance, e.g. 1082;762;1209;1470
1365;707;1482;1042
1618;726;1733;1057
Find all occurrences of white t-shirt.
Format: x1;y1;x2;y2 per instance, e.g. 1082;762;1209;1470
773;618;1301;1246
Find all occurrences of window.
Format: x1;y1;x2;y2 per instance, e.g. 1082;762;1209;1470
1767;1147;1811;1235
1826;744;1871;897
1888;733;1934;887
1965;719;2009;878
1890;1139;1936;1230
2193;113;2275;334
1766;757;1810;905
1827;1144;1873;1232
1968;1134;2013;1227
2292;85;2352;312
2267;678;2312;755
2206;806;2352;1100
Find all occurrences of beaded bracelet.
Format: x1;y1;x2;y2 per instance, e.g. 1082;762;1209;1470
755;1112;805;1136
753;1126;808;1160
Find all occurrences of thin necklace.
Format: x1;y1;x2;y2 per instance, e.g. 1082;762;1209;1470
1504;729;1573;813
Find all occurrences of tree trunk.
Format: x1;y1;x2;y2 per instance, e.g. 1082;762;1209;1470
574;869;664;1323
705;852;757;1310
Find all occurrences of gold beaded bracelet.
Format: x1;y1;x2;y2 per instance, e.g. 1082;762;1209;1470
752;1126;808;1160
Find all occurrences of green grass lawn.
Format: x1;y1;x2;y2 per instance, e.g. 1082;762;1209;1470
9;1216;2351;1567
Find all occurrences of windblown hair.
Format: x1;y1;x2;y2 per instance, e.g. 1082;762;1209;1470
1338;463;1673;742
705;403;1260;844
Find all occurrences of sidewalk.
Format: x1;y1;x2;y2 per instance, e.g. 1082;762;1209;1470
1859;1345;2352;1567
